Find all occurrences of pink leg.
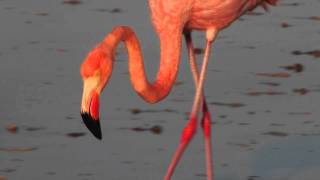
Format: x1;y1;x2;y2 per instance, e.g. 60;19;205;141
164;116;197;180
201;100;213;180
164;106;213;180
186;31;214;180
164;30;218;180
164;32;199;180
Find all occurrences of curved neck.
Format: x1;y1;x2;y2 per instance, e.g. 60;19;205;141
103;26;182;103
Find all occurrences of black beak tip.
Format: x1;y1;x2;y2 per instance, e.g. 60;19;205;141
81;112;102;140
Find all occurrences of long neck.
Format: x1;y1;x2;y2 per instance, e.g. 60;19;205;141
103;26;182;103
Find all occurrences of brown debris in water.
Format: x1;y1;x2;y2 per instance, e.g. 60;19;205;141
298;132;320;137
255;72;291;78
280;63;304;73
132;125;163;135
247;176;260;180
0;176;7;180
0;147;38;152
25;20;32;24
94;8;124;14
293;88;309;95
227;142;251;148
62;0;82;5
93;8;108;12
247;111;256;115
109;8;123;14
129;108;142;114
281;22;292;28
6;123;18;133
0;168;16;173
308;16;320;21
132;127;145;132
238;122;250;126
288;112;312;116
292;50;320;58
129;108;176;114
280;2;301;6
270;123;285;127
259;82;280;87
306;50;320;58
25;126;46;132
210;102;246;108
247;91;286;96
121;125;163;135
78;173;93;177
294;16;320;21
66;132;86;138
221;163;229;167
65;116;75;120
263;131;289;137
46;172;57;176
150;125;163;134
219;115;228;119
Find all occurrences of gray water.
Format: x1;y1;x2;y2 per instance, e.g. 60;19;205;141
1;0;320;180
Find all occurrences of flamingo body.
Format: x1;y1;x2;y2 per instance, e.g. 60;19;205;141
150;0;277;32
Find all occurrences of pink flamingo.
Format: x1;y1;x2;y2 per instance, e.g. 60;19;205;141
80;0;278;179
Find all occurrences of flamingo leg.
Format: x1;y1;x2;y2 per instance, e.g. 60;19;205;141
185;31;214;180
164;115;197;180
201;101;213;180
164;29;217;180
193;28;218;180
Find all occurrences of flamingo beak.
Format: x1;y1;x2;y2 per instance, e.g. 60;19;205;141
80;78;102;140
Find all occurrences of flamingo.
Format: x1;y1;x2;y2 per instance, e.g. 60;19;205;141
80;0;279;179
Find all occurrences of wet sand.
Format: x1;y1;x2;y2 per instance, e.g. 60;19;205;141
1;0;320;179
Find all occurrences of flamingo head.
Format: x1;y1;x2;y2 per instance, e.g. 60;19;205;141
80;44;113;140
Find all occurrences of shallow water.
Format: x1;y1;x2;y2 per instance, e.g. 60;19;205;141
1;0;320;180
